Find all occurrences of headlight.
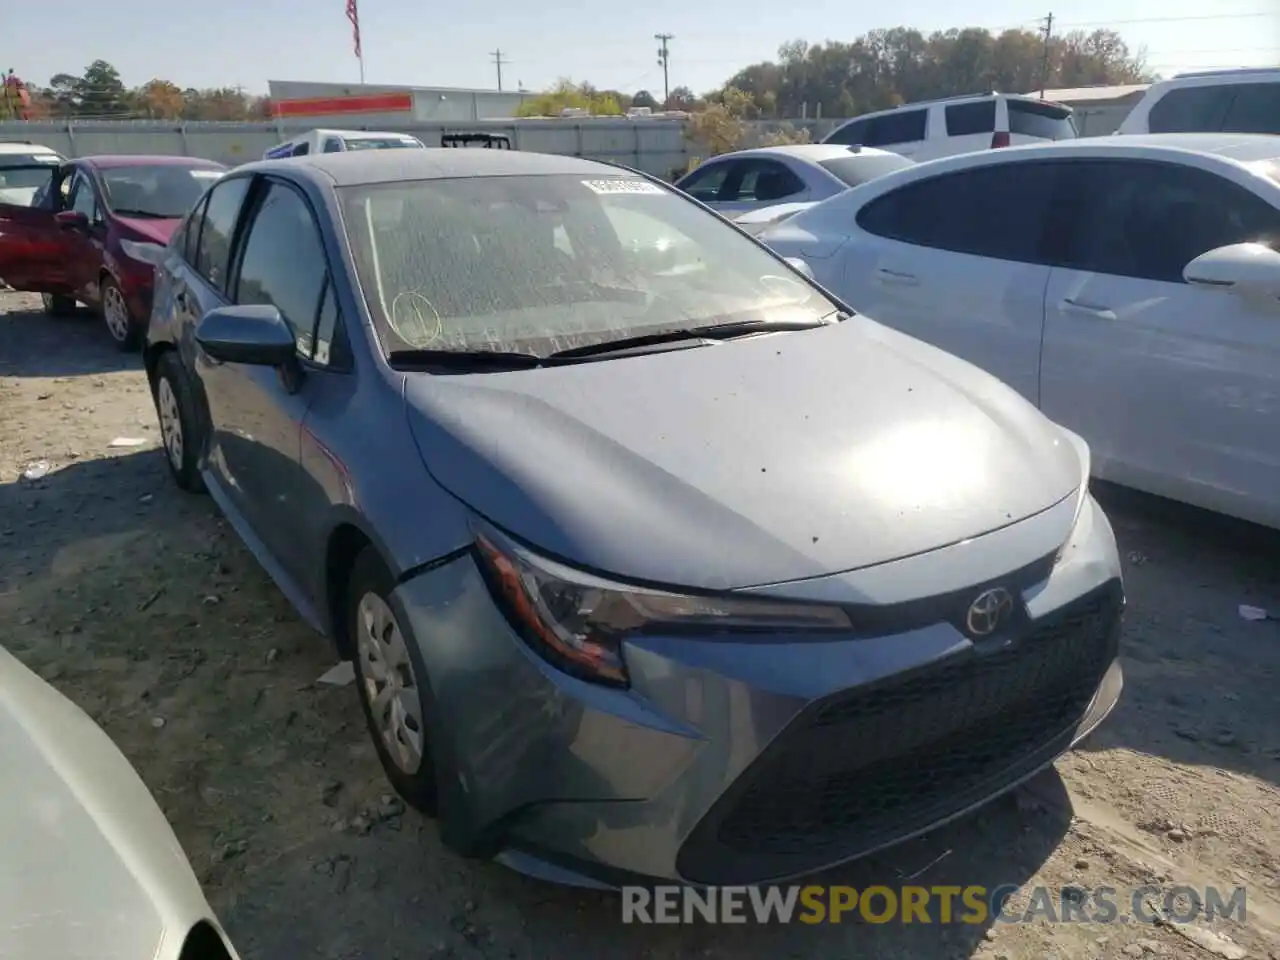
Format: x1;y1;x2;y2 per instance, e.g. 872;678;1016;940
1055;426;1093;566
474;527;852;687
119;238;165;265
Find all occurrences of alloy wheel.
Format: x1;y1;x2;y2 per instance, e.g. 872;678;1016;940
156;377;184;472
103;284;131;342
356;592;424;775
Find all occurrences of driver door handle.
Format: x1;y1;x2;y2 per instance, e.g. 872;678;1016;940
876;267;919;287
1061;298;1116;321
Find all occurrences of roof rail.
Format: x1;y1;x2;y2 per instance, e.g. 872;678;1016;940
1173;66;1280;79
896;91;999;108
0;139;34;145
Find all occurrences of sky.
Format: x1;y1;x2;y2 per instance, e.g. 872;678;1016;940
3;0;1277;98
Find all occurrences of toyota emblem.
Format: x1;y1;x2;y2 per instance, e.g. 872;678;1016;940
966;587;1015;637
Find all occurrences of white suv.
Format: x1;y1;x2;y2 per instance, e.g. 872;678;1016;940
822;93;1077;161
1116;68;1280;136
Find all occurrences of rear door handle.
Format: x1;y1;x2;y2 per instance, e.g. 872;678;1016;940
1061;298;1116;321
876;267;919;287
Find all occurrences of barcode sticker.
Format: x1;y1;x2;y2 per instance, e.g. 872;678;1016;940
581;179;664;195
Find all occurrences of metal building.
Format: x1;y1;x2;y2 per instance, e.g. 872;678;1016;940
266;80;533;125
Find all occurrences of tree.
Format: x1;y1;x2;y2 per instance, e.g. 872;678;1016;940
515;79;623;117
139;79;184;119
77;60;129;117
632;89;659;109
666;86;701;111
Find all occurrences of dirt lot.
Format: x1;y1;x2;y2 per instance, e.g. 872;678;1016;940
1;289;1278;960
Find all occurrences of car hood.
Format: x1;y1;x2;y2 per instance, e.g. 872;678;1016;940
116;215;182;244
404;316;1082;591
0;646;221;960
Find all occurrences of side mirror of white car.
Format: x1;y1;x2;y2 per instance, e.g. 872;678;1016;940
1184;242;1280;299
784;256;814;280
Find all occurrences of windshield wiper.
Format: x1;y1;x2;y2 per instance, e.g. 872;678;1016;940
387;348;554;370
112;208;173;219
546;318;831;360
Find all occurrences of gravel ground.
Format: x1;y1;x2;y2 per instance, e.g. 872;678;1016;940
1;290;1278;960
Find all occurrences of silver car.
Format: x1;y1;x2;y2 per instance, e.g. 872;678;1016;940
142;148;1123;888
1;645;240;959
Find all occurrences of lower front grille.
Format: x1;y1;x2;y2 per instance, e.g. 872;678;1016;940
676;583;1122;885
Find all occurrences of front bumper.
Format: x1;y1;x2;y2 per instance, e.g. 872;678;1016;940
390;494;1123;887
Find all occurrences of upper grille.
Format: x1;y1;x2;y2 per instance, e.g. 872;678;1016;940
676;583;1121;885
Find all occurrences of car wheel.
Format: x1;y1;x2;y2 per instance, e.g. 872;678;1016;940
152;351;206;493
41;292;77;317
349;547;439;815
100;276;139;351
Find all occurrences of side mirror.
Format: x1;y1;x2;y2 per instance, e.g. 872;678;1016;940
784;256;814;280
55;210;87;230
1184;243;1280;299
195;305;297;367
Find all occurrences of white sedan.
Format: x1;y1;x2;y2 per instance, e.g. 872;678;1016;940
759;133;1280;529
673;144;912;219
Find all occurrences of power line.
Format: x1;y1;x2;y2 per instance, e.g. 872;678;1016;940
655;33;674;105
490;49;510;92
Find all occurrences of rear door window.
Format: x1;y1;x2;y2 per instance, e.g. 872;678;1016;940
826;118;871;146
322;138;345;153
1008;100;1077;140
1146;86;1234;133
946;101;997;136
291;142;310;156
1220;82;1280;134
193;175;253;294
856;161;1062;264
864;110;927;147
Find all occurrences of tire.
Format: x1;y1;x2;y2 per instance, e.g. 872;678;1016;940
100;276;140;351
152;351;206;494
348;547;439;815
41;292;77;317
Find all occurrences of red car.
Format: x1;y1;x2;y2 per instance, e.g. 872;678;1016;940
0;155;226;349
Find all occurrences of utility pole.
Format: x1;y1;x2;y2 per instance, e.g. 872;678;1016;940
655;33;673;106
491;49;509;92
1039;12;1054;98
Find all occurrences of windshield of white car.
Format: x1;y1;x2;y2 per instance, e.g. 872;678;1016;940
101;164;225;218
342;138;422;151
0;158;60;199
818;153;914;188
340;173;838;359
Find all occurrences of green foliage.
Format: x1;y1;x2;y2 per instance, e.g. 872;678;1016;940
26;61;272;121
707;26;1151;118
516;79;624;117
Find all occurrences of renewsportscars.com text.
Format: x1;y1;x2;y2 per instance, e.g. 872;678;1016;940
621;884;1247;925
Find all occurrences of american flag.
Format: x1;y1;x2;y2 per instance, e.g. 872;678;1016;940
345;0;362;59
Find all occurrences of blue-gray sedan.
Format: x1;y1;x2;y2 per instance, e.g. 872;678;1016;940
144;148;1124;888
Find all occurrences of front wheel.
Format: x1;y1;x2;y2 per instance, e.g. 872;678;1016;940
349;548;439;815
152;351;206;493
100;276;139;351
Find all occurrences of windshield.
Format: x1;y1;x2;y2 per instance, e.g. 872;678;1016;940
0;154;62;205
101;164;226;218
340;174;836;358
818;153;913;188
343;137;423;151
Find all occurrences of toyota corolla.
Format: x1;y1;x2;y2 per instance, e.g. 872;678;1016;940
143;148;1123;888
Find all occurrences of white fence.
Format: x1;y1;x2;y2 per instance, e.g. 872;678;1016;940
0;118;693;178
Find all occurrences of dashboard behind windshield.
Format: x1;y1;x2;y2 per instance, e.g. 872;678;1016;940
102;164;225;218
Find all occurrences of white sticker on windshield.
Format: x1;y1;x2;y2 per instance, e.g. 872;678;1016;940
191;170;226;180
581;179;664;195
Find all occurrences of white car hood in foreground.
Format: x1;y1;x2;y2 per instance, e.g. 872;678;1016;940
0;645;235;960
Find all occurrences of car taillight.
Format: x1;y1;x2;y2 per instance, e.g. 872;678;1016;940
991;131;1011;148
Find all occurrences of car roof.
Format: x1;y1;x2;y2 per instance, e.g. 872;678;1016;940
1020;133;1280;163
0;141;58;154
79;155;228;170
239;148;637;187
718;144;900;163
